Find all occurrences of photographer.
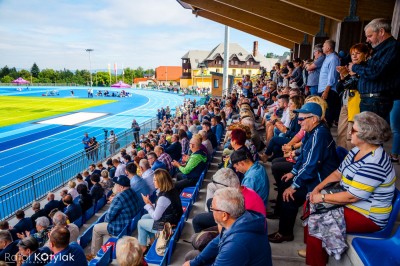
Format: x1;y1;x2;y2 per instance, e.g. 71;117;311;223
336;43;370;150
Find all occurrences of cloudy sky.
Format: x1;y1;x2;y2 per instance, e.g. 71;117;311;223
0;0;289;71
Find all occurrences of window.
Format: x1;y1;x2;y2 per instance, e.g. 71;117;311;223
214;79;219;88
248;70;251;75
241;69;244;75
183;59;187;63
232;69;236;76
219;60;222;64
235;60;238;65
216;69;220;73
246;61;250;66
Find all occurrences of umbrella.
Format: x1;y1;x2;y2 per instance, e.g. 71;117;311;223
12;77;30;85
111;81;131;88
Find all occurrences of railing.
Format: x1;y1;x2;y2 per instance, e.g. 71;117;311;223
0;117;159;220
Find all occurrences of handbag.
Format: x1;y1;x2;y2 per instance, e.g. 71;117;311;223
313;182;346;214
190;226;219;251
155;222;172;256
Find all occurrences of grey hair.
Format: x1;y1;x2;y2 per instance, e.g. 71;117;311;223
139;159;150;169
365;18;391;33
353;111;392;145
52;211;67;226
35;217;50;228
324;39;336;51
198;130;207;139
314;43;323;53
241;117;255;129
214;187;245;219
0;230;12;243
212;168;240;188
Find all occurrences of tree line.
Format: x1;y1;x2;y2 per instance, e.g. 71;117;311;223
0;63;155;86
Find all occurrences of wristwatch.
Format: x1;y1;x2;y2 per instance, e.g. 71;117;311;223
321;194;325;202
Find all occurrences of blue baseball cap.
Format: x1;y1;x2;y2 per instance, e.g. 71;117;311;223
294;102;322;118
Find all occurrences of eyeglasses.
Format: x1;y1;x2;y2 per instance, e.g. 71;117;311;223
211;179;229;187
350;127;358;134
210;207;229;215
298;116;314;122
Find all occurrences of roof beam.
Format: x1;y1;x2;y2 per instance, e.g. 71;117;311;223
280;0;395;21
214;0;322;35
182;0;305;43
195;10;294;48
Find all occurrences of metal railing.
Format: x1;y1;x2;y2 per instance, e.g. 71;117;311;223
0;117;159;220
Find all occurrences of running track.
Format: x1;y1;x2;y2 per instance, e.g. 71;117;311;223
0;87;198;187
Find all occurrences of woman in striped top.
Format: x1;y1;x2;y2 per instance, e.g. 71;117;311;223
305;111;395;266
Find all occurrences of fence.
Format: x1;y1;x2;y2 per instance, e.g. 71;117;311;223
0;117;159;220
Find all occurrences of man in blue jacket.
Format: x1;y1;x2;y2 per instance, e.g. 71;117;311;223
184;187;272;266
268;102;339;243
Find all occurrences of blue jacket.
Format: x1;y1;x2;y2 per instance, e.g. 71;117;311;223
190;211;272;266
64;202;82;223
291;123;339;191
242;161;269;206
211;124;223;145
46;242;87;266
151;160;167;171
130;175;149;207
166;141;182;161
0;240;19;265
22;247;51;266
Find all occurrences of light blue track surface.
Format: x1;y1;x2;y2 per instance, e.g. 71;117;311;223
0;87;199;187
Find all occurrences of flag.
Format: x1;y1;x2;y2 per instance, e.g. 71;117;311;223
122;64;124;76
108;64;111;75
114;63;117;76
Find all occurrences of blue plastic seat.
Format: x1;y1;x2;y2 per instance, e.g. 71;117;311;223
94;196;106;213
145;227;179;265
83;205;95;223
73;216;83;228
181;200;192;220
351;189;400;238
78;212;108;249
128;211;143;236
96;224;129;259
180;187;196;203
89;244;113;266
352;225;400;266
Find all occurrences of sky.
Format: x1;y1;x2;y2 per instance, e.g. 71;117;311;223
0;0;289;71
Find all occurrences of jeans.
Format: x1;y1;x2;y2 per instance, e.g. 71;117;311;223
265;136;290;159
390;100;400;155
137;214;157;246
360;96;393;122
271;157;294;216
318;90;340;126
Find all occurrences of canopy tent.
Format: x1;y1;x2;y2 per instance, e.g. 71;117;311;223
111;81;131;88
12;77;30;84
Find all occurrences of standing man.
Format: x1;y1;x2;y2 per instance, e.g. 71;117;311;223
131;119;140;144
108;130;117;155
306;44;325;95
318;40;341;127
349;18;400;120
82;132;90;158
241;75;253;98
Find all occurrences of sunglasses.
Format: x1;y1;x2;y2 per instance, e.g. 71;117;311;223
211;179;229;187
350;127;358;134
298;116;314;122
210;207;230;215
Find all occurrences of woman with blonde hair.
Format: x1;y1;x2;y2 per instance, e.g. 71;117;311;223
116;236;147;266
100;170;113;196
138;169;183;252
67;181;79;199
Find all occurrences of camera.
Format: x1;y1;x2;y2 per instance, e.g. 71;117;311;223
103;128;108;133
343;75;359;91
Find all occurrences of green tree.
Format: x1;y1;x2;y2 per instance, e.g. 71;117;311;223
0;65;10;78
31;63;40;78
18;69;31;80
1;75;13;83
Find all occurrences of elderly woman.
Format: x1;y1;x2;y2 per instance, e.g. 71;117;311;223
17;216;51;248
67;181;79;200
303;111;395;265
138;169;183;252
198;130;213;158
116;236;147;266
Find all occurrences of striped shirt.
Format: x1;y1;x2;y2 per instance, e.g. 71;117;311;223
338;146;396;227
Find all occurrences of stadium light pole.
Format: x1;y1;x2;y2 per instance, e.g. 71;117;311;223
86;49;94;87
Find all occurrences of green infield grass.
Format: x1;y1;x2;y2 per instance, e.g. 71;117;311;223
0;96;117;127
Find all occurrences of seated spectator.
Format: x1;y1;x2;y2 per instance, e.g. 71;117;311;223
113;158;126;179
47;226;87;265
303;112;395;265
0;221;10;230
89;174;105;202
184;187;272;266
30;202;47;227
106;159;116;179
211;116;223;145
89;164;101;176
123;154;132;165
62;195;82;223
154;146;173;172
165;134;182;161
139;159;156;194
198;130;213;157
178;129;190;155
67;181;79;200
50;212;79;244
230;149;269;206
268;102;339;243
75;173;88;189
116;236;147;266
125;163;149;206
77;184;93;213
16;236;51;265
82;171;93;190
147;152;167;171
10;210;33;240
43;193;62;216
25;216;50;248
91;176;141;255
193;168;266;233
138;169;183;252
0;230;19;264
202;121;218;149
172;136;207;191
100;170;113;196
